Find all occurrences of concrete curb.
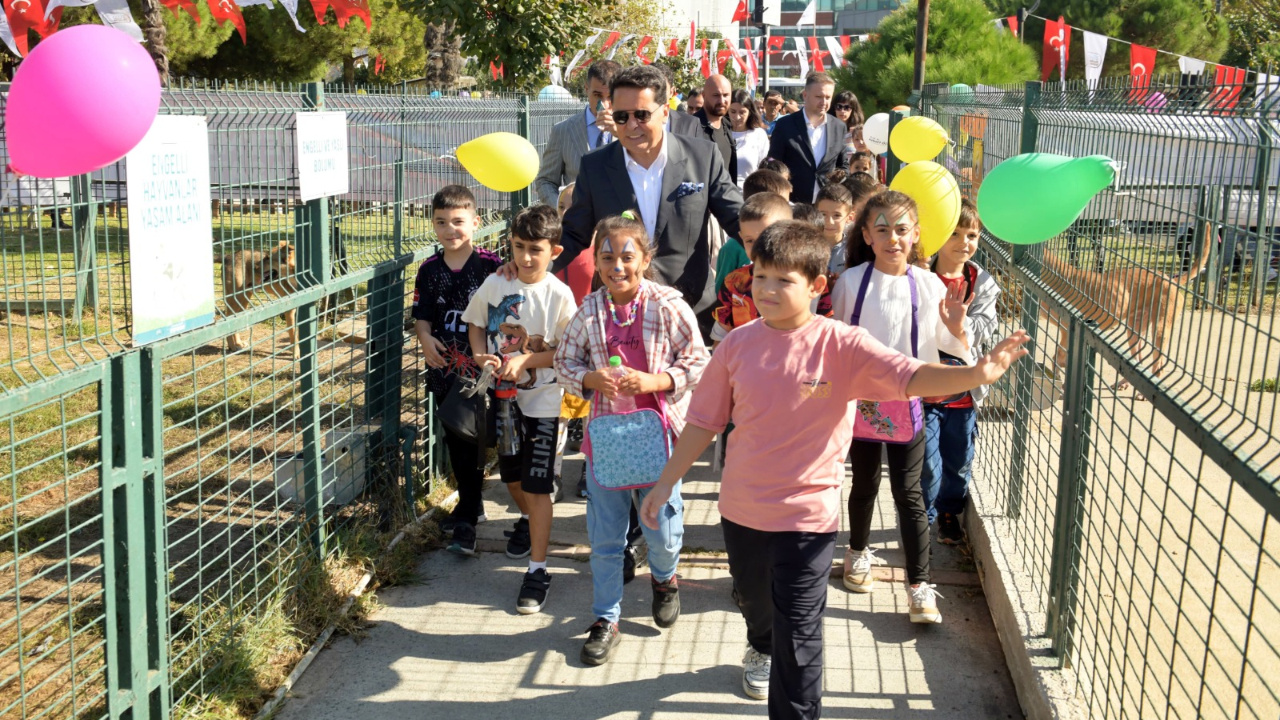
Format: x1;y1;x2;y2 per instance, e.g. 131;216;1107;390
967;493;1088;720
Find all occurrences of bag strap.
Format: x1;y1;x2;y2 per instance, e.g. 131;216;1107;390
850;265;919;359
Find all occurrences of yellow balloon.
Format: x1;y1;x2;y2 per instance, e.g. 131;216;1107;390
668;96;680;110
889;161;961;258
456;132;539;193
890;116;949;164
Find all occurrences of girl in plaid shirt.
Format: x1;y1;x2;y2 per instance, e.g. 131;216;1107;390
554;213;709;667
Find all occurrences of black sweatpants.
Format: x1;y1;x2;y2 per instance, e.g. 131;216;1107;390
722;517;837;720
847;430;931;584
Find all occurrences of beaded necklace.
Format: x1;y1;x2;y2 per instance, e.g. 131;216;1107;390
607;287;642;328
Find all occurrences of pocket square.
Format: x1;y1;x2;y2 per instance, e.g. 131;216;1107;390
674;182;705;199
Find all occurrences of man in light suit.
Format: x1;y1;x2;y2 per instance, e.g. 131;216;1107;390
768;71;850;204
534;60;622;207
555;65;743;316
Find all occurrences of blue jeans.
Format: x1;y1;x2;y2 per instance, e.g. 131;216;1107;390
921;404;977;523
586;468;684;624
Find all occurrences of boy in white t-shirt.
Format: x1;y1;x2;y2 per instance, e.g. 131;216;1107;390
640;222;1028;718
463;205;577;616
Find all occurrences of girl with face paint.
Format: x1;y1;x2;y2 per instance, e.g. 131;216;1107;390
552;213;710;667
828;190;974;626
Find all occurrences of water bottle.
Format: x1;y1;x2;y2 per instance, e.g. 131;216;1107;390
494;373;521;457
607;356;637;413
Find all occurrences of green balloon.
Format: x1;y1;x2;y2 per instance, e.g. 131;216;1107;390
976;154;1116;245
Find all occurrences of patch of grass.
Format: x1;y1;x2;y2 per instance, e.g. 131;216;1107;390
1249;377;1280;392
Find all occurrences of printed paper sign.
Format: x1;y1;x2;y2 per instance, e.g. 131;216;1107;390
127;115;216;346
296;111;350;201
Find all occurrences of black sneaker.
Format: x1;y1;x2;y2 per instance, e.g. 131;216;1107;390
516;568;551;615
567;419;584;453
938;512;964;546
504;517;531;559
651;575;681;628
447;522;477;557
439;511;464;535
623;545;637;585
580;618;621;666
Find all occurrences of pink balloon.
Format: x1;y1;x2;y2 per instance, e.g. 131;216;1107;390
1143;91;1168;113
6;25;161;178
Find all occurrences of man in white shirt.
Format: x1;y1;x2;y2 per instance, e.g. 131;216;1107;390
767;72;850;204
534;60;621;207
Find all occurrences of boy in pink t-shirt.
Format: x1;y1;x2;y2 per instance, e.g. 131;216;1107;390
640;221;1028;718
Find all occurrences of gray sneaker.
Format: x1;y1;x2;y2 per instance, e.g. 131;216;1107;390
742;645;771;700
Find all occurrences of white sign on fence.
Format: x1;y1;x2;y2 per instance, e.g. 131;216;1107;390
296;111;350;201
126;115;216;346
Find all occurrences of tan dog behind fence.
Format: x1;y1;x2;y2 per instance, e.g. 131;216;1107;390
1038;222;1214;388
219;239;300;358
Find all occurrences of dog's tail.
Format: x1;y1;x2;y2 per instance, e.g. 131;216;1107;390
1173;221;1215;284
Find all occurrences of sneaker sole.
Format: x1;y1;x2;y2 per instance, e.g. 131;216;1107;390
446;544;477;557
843;575;874;593
517;599;546;615
580;639;620;666
910;611;942;624
506;548;532;559
742;677;769;701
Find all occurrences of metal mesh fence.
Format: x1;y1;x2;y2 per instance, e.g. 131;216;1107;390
922;75;1280;719
0;81;577;719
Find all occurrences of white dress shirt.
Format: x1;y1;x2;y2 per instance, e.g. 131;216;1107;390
622;131;669;240
585;106;612;149
806;113;827;199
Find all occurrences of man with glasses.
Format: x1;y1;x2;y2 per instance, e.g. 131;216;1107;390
768;71;850;204
554;65;743;318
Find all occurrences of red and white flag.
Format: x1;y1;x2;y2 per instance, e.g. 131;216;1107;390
158;0;200;22
666;38;679;57
308;0;370;30
1209;65;1245;112
687;20;696;59
635;36;654;64
1041;16;1070;83
3;0;60;55
1006;15;1018;36
731;0;749;23
1129;43;1156;98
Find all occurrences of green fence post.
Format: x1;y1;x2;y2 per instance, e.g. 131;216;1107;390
885;109;908;184
102;352;166;719
140;348;171;717
512;95;532;214
393;80;406;258
71;174;98;319
1251;115;1274;308
296;81;330;556
1006;80;1042;520
1045;317;1096;664
365;269;405;478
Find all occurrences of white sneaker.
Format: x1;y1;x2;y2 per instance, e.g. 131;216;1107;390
741;645;771;700
843;547;882;593
908;582;944;624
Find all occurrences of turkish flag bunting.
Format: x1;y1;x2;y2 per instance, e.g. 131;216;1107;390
717;49;732;74
602;31;621;49
1006;15;1018;36
1041;16;1070;82
807;36;824;72
767;36;785;54
732;0;749;22
1129;43;1156;98
636;36;654;64
1210;65;1246;112
375;54;386;75
700;37;711;77
3;0;61;56
206;0;247;43
688;21;696;58
490;60;503;80
840;35;851;52
308;0;371;30
158;0;200;22
667;38;680;57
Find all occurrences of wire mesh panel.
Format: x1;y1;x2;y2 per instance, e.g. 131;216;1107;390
925;75;1280;720
0;381;108;720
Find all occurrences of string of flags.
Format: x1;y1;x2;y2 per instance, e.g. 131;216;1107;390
1009;13;1277;110
0;0;373;56
546;23;867;88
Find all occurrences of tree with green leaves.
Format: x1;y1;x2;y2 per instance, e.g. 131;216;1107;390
986;0;1229;76
832;0;1038;115
399;0;599;92
1221;0;1280;70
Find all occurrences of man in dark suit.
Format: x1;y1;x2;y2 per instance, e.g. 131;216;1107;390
692;74;738;184
767;71;850;204
556;65;743;315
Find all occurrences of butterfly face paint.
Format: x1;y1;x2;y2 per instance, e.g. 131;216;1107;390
596;232;651;304
874;212;890;228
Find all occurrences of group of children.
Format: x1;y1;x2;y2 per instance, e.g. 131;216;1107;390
412;169;1027;720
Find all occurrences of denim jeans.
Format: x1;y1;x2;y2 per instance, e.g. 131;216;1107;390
921;404;977;522
586;467;683;624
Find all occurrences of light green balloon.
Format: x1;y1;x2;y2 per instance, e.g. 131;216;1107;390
976;154;1116;245
949;83;974;104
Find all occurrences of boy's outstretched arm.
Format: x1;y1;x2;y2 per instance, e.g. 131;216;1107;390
906;330;1030;398
639;424;718;530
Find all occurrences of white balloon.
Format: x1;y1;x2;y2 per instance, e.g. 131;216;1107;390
864;112;890;155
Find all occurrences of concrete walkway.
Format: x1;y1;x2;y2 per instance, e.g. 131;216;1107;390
279;449;1024;720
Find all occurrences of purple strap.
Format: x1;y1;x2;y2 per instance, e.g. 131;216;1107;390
849;265;919;359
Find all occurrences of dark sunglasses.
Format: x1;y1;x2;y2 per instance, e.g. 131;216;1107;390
611;107;661;125
833;103;853;111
